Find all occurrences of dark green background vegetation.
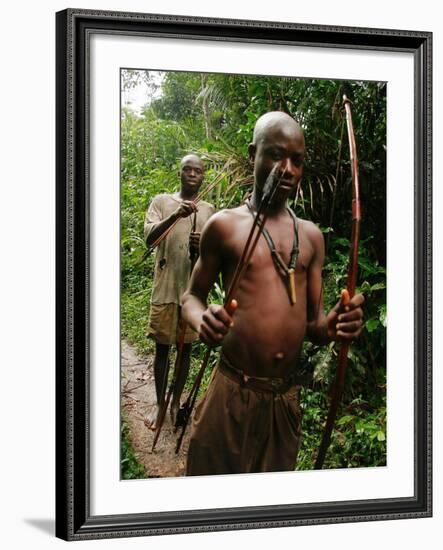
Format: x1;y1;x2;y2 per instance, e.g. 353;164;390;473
121;69;387;475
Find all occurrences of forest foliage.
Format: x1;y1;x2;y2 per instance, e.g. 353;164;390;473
121;69;387;470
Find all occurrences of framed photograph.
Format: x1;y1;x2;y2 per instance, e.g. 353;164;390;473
56;9;432;541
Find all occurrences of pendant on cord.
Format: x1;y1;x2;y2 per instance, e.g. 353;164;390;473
288;268;297;304
246;200;299;306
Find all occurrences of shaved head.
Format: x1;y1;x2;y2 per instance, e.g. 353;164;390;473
252;111;304;147
180;153;204;168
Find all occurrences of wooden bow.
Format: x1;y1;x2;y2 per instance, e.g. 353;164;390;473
314;95;361;469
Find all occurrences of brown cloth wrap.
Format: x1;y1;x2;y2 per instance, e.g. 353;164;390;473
186;353;303;476
147;303;198;345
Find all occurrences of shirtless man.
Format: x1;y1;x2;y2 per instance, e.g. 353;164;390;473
181;112;364;475
144;154;215;428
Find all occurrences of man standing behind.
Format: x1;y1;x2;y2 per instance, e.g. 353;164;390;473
144;154;215;429
181;112;364;475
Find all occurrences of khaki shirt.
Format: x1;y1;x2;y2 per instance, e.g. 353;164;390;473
144;193;215;305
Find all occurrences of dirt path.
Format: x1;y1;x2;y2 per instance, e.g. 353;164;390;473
121;340;191;478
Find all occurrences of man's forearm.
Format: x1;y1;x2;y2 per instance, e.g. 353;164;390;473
306;318;331;346
145;211;179;247
181;292;207;334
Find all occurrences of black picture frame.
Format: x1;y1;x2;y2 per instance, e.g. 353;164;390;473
55;8;432;541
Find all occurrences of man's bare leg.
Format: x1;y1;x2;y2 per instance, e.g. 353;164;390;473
146;342;170;430
170;343;192;425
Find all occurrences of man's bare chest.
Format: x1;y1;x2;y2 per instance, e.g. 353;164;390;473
224;217;313;279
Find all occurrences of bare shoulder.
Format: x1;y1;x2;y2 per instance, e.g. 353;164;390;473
297;218;324;250
202;206;244;239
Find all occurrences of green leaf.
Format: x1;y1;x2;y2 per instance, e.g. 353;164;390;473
366;318;380;333
336;415;354;425
360;281;371;293
370;282;386;292
379;304;387;327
